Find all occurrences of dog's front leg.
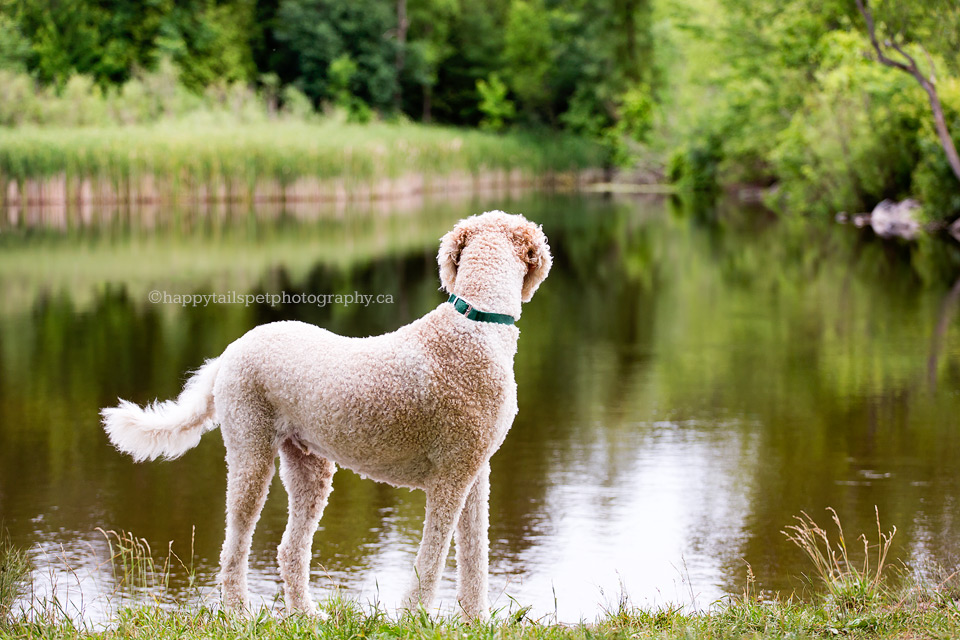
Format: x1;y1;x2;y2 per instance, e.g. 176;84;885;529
403;481;471;614
455;462;490;621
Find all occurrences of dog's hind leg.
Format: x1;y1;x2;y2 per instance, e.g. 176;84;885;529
403;479;472;614
277;438;335;613
219;406;278;612
455;462;490;621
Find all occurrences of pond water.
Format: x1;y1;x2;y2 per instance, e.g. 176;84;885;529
2;193;960;623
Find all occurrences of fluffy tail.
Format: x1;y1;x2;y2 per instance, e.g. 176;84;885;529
101;358;222;462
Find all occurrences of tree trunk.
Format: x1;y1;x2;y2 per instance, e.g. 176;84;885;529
394;0;408;113
856;0;960;185
422;84;432;123
923;81;960;183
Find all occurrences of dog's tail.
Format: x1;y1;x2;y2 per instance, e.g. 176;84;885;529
101;358;221;462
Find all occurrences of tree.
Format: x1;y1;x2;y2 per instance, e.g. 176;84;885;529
156;0;257;90
402;0;459;122
503;0;553;120
422;0;505;125
9;0;255;88
393;0;407;111
273;0;398;110
856;0;960;184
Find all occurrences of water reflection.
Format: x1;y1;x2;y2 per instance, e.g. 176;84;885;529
2;194;960;621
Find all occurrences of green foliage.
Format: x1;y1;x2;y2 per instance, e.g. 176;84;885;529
0;0;661;153
913;77;960;218
476;74;516;132
328;54;356;107
660;0;960;218
667;131;723;193
326;54;373;123
11;0;254;89
500;0;655;130
559;86;609;138
768;30;927;216
504;0;554;119
915;139;960;219
0;4;30;72
157;1;257;91
280;85;314;120
0;66;257;127
618;85;656;143
273;0;398;112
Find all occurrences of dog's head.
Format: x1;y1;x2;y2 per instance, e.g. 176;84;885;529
438;211;552;305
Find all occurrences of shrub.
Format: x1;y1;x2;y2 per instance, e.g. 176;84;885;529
769;31;926;216
476;74;516;132
669;131;723;193
281;86;316;120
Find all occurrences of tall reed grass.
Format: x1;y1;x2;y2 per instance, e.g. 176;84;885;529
783;507;897;611
96;529;197;600
0;527;30;623
0;121;605;207
0;121;603;182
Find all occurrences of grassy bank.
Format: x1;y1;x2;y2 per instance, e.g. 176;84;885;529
0;528;30;625
0;122;605;208
3;511;960;638
3;587;959;639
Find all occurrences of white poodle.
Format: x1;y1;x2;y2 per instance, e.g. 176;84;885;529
101;211;552;620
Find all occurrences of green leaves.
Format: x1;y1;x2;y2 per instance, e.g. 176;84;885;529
274;0;398;111
476;74;516;132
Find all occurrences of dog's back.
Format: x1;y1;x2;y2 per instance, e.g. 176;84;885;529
213;310;517;489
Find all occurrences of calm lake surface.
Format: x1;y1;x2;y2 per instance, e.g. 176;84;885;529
2;193;960;622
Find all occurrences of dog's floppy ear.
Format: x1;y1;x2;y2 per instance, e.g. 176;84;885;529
438;222;469;294
519;223;552;302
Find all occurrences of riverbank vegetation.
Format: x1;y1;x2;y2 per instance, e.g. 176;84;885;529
0;120;603;207
4;596;959;640
0;0;957;217
658;0;960;219
0;528;30;624
2;510;960;638
0;61;604;205
0;0;639;199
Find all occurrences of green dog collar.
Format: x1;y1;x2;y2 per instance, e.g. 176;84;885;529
447;294;516;325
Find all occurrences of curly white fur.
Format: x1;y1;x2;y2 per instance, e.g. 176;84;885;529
100;211;551;621
101;358;221;462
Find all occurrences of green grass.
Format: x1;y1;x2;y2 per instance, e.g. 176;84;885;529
0;527;30;625
0;121;604;202
3;510;960;638
2;588;959;639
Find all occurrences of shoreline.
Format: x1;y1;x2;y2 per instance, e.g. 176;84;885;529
1;168;604;209
0;121;608;224
0;168;605;229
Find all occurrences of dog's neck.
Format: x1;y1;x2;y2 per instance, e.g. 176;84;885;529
447;258;525;320
448;282;522;321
